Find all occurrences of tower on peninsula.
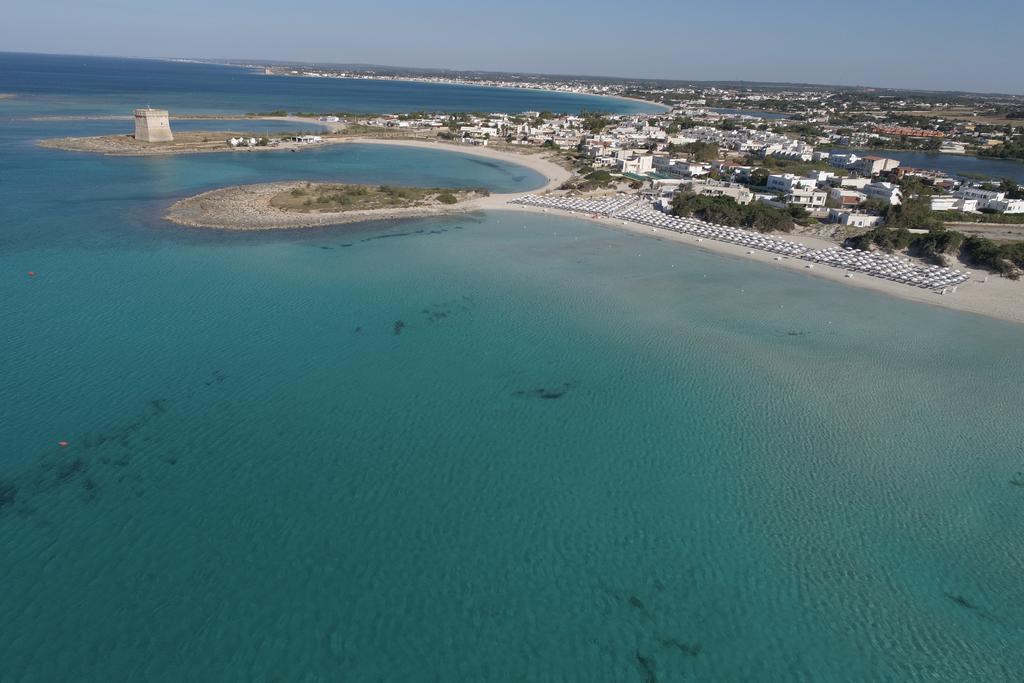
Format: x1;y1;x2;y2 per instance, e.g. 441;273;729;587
134;108;173;142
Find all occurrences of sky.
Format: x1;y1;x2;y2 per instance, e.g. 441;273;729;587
2;0;1021;94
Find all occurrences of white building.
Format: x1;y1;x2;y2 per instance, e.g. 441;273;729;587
804;170;836;184
863;182;903;205
851;156;900;177
829;152;860;169
956;187;1005;202
786;189;828;208
683;180;753;205
767;173;817;193
618;155;654;175
764;142;815;162
839;177;872;189
827;209;881;228
987;198;1024;214
830;188;867;207
931;196;979;212
952;188;1024;213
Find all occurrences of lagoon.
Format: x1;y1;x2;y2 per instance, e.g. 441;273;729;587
833;148;1024;183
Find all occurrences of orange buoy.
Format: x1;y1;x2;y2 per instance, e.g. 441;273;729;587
58;440;69;448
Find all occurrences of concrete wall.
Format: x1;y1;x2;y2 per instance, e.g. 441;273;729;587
134;109;173;143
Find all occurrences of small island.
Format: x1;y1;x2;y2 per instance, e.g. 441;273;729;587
38;129;323;156
165;182;490;230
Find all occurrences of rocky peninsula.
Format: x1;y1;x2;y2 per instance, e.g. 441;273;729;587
165;182;490;230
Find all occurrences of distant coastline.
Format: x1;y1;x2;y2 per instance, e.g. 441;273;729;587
248;66;670;113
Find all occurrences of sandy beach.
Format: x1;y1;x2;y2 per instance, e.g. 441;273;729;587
502;202;1024;325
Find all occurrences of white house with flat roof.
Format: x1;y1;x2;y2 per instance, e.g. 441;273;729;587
683;180;753;205
804;170;836;184
949;188;1024;213
956;187;1005;202
987;198;1024;213
931;195;979;212
830;188;867;207
852;156;900;177
767;173;817;193
786;188;827;209
618;154;654;175
829;152;860;169
863;182;903;205
827;209;881;227
839;176;871;189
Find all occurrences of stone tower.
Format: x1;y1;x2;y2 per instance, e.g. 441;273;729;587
134;108;173;142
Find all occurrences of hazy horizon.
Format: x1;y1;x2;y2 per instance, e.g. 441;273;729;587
6;49;1022;99
1;0;1020;95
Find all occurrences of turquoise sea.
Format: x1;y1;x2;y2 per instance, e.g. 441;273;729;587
2;54;1024;681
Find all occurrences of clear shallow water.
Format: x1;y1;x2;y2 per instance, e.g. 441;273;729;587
1;60;1024;683
0;52;662;117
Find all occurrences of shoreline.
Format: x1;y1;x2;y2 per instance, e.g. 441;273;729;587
155;136;1022;324
607;93;672;112
343;138;572;193
497;203;1024;325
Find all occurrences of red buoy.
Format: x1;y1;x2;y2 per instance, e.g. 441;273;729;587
27;271;36;277
58;440;69;448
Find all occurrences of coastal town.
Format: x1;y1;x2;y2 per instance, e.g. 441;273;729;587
344;99;1024;281
34;80;1024;321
